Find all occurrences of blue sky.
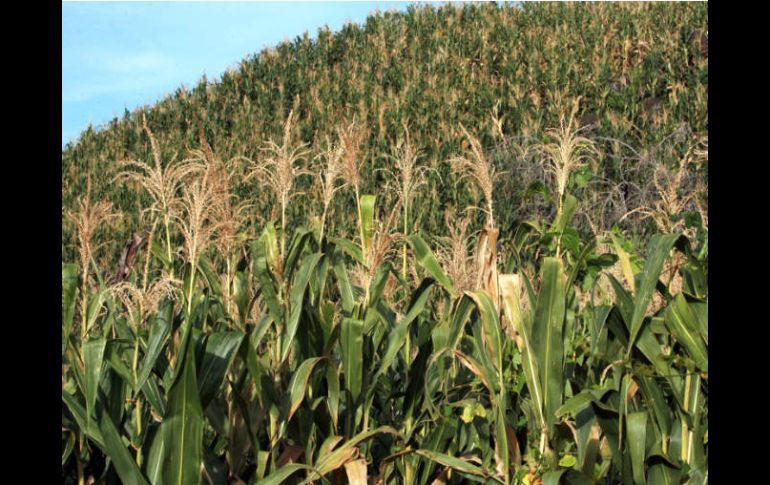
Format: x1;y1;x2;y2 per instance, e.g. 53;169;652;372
62;1;440;148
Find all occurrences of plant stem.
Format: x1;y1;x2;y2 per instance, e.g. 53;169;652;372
281;194;287;263
131;327;143;466
355;186;370;304
320;203;328;243
80;262;89;353
186;253;197;319
142;221;157;291
402;198;408;280
77;454;85;485
682;372;692;463
225;258;232;318
164;212;174;277
135;401;143;467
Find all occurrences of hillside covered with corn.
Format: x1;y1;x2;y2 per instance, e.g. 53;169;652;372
62;3;708;484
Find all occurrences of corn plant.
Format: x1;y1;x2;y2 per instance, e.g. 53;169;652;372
62;5;707;482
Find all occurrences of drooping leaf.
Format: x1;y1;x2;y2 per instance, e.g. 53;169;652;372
96;398;149;485
329;236;364;265
408;234;456;296
285;357;325;422
136;303;173;392
312;427;401;480
664;294;708;372
256;463;314;485
413;449;489;479
344;459;368;485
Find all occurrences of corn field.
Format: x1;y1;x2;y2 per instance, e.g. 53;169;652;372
62;3;707;485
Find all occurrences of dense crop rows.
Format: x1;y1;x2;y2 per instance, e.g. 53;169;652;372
62;3;707;484
61;2;707;262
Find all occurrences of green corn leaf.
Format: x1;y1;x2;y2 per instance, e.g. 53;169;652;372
543;469;593;485
325;364;340;432
285;357;325;422
607;274;634;328
328;236;364;265
62;263;78;355
197;331;245;409
317;435;344;463
636;355;683;415
664;294;708;372
135;303;173;392
610;231;639;293
260;222;280;273
371;278;435;386
413;449;490;479
84;338;107;425
532;257;566;435
202;448;227;485
360;194;376;259
567;237;597;289
197;256;223;299
281;252;323;363
105;340;134;385
252;239;284;334
500;274;545;432
341;317;364;403
148;329;204;485
494;406;510;483
466;290;503;377
627;411;648;485
285;227;314;278
332;248;355;313
627;234;681;353
553;193;578;233
408;233;456;296
96;399;149;485
453;350;495;397
61;389;104;449
86;289;109;335
232;270;250;326
448;295;475;351
141;377;166;418
556;388;613;418
637;376;671;439
647;458;681;485
256;463;315;485
62;431;76;466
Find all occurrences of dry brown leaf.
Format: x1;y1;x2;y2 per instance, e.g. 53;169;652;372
344;458;368;485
